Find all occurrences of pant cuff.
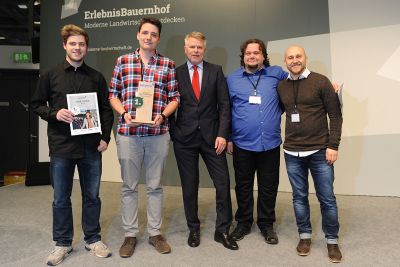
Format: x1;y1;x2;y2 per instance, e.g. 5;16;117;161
55;242;72;247
124;232;137;238
299;233;312;239
326;238;338;244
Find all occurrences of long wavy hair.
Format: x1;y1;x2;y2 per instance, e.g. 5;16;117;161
240;38;270;67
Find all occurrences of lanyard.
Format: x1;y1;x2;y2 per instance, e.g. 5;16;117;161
246;71;262;95
291;79;301;111
140;59;145;81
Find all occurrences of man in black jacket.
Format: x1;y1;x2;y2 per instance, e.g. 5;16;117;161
31;24;113;266
172;32;237;250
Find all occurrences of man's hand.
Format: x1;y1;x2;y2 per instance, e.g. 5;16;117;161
227;141;233;154
215;137;227;155
326;148;338;165
97;140;108;152
332;82;340;93
123;113;144;127
56;108;74;123
153;114;164;126
122;112;132;124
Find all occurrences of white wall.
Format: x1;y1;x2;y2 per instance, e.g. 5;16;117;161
267;0;400;196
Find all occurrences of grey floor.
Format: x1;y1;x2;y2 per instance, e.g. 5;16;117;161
1;181;400;267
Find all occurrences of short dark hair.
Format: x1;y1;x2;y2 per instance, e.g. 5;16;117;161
138;17;162;35
240;38;270;67
61;24;89;46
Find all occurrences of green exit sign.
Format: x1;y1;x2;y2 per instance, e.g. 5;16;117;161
13;52;32;63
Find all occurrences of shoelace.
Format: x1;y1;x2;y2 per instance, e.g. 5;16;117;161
94;241;107;249
192;232;200;237
52;247;70;254
123;238;135;246
151;236;165;246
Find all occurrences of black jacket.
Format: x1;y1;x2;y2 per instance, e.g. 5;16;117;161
171;61;231;145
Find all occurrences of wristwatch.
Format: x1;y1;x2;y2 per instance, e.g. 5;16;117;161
160;113;167;121
121;111;128;122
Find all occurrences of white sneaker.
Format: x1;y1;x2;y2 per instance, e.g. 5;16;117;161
46;246;73;266
84;240;112;258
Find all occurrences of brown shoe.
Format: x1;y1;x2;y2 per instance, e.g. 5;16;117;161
327;244;342;263
119;237;136;258
296;238;311;256
149;235;171;254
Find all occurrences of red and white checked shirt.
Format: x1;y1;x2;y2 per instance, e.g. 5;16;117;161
109;49;180;136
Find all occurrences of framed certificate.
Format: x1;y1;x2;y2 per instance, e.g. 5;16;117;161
67;92;102;136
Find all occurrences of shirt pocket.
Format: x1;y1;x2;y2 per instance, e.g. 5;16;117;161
151;69;169;101
151;69;168;88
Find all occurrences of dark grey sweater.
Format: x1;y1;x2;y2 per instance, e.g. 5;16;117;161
277;72;342;151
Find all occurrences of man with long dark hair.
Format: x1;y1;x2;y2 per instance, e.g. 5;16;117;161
227;39;286;245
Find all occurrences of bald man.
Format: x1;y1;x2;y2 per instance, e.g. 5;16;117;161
277;45;343;263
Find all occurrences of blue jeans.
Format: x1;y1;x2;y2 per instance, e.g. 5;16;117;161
284;149;339;241
50;151;102;246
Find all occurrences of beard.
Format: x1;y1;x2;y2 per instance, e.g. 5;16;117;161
245;63;262;73
289;63;305;75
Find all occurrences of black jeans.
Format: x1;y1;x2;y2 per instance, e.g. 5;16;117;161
232;144;280;231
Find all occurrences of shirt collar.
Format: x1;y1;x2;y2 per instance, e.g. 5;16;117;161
241;65;265;76
63;60;88;72
187;60;204;70
134;48;159;62
287;67;310;80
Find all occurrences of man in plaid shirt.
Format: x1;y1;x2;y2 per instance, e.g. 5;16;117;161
109;17;179;257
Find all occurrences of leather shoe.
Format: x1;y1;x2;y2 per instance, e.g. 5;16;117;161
149;234;171;254
261;228;279;244
230;225;251;241
296;238;311;256
188;230;200;247
327;244;342;263
214;231;239;250
119;237;136;258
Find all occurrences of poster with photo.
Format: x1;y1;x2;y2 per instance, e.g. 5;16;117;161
67;92;102;136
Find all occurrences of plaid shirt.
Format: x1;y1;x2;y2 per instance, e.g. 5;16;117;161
109;49;179;136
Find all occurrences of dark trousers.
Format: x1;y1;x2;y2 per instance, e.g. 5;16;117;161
50;151;102;246
233;144;280;231
173;130;232;233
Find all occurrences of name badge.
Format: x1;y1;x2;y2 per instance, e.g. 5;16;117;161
249;95;261;104
291;112;300;122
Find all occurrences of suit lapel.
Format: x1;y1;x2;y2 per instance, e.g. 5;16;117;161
199;61;209;102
